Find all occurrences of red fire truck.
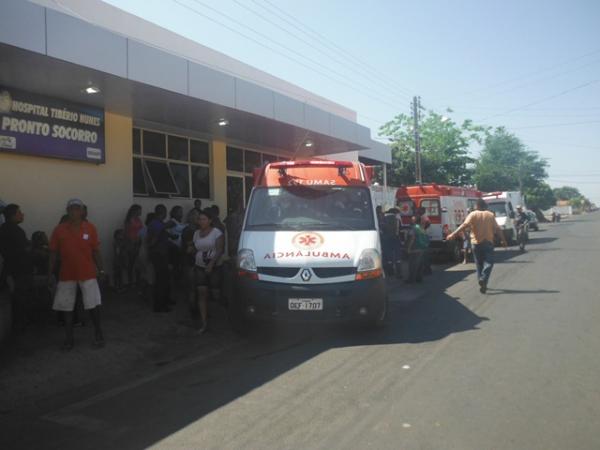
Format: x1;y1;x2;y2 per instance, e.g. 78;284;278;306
396;184;482;260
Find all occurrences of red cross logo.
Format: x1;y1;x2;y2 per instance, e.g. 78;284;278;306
298;235;317;247
292;232;324;250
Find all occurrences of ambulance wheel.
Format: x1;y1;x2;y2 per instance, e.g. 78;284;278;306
451;241;462;262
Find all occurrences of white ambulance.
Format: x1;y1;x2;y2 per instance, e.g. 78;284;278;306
482;191;526;244
232;160;387;329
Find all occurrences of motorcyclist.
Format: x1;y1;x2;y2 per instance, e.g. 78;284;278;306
515;205;528;227
515;205;529;249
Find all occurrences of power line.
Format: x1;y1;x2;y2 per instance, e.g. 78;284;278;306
176;0;404;112
486;113;600;118
457;47;600;98
492;57;600;97
511;120;600;130
256;0;416;99
521;139;600;150
232;0;413;104
451;106;600;111
480;78;600;121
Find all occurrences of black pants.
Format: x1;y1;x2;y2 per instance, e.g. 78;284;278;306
11;273;29;330
422;247;432;275
150;253;170;311
407;250;424;283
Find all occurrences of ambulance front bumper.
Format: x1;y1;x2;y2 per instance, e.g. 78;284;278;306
234;276;386;322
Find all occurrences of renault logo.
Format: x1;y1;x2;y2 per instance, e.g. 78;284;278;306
300;269;312;282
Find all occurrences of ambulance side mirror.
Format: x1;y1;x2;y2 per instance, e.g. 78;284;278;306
509;212;515;219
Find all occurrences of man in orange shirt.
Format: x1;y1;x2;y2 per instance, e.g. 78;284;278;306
447;198;507;293
49;199;105;350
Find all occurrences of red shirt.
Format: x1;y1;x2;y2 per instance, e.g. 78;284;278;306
125;217;143;242
50;221;100;281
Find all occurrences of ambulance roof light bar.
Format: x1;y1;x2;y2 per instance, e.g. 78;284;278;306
270;160;354;169
271;160;354;177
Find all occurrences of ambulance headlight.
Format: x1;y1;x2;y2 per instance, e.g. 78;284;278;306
356;249;383;280
357;249;382;272
238;248;257;272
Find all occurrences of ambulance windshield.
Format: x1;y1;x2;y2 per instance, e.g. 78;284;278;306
245;186;375;231
487;202;507;217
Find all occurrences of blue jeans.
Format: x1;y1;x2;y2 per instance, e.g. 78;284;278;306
472;241;495;284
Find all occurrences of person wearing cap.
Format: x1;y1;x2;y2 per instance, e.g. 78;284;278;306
48;199;106;350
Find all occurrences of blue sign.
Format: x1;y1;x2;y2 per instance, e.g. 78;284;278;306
0;87;105;164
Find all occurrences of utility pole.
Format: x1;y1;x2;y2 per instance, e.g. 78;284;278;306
412;96;422;184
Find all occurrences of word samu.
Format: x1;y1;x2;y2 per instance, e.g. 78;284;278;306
285;179;337;186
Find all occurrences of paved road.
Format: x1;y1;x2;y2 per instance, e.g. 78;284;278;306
2;214;599;450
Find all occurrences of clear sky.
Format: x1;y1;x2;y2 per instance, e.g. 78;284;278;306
104;0;600;204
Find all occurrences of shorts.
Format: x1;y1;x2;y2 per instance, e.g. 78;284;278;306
53;279;102;312
193;266;222;289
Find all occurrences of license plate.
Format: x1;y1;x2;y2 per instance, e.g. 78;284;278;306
288;298;323;311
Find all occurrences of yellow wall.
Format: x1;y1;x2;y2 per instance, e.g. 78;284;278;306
0;111;133;272
211;139;228;211
0;113;232;277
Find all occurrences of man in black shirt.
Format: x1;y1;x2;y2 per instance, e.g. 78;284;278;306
0;204;30;330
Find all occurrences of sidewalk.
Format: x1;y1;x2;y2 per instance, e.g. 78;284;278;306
0;266;442;412
0;285;239;412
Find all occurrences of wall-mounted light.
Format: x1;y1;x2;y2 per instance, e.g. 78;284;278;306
217;118;229;127
84;86;101;95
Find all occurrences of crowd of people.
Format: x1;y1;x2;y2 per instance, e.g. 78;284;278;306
0;198;245;350
0;194;522;350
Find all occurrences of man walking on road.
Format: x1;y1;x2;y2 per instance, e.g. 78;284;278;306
447;198;507;293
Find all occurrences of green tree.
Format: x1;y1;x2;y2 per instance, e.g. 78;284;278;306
552;186;581;201
524;182;555;211
474;127;548;193
570;196;584;210
379;110;487;186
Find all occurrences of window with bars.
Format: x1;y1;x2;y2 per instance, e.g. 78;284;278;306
132;128;211;199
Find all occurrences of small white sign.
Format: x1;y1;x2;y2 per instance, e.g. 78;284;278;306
0;135;16;149
86;147;102;160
